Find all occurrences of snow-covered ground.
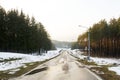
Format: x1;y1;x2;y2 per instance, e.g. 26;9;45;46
0;49;60;71
0;48;120;76
71;49;120;75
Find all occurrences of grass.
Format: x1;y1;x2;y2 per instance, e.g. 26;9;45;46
77;59;97;66
0;58;22;62
0;61;41;80
0;54;60;80
77;58;120;80
91;66;120;80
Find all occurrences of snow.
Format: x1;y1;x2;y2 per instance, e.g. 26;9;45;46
91;57;120;65
0;48;120;76
8;69;20;74
109;66;120;75
0;49;60;71
71;49;120;75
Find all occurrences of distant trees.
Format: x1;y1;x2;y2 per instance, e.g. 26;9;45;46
78;18;120;58
0;6;54;54
71;42;79;49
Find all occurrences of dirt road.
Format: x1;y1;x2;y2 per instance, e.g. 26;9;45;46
11;50;102;80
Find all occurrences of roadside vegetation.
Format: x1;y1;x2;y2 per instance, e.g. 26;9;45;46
77;59;97;66
77;58;120;80
91;66;120;80
0;53;60;80
0;58;22;62
0;61;41;80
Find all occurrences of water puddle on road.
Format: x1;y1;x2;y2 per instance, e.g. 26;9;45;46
26;67;48;75
62;63;69;74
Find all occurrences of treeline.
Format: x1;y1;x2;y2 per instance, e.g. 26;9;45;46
78;18;120;58
0;6;55;54
71;42;81;50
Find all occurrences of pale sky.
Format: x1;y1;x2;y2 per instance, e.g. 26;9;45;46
0;0;120;41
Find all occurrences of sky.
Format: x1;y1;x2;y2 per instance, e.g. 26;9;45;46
0;0;120;42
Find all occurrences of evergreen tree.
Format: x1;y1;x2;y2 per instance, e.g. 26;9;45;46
0;6;54;54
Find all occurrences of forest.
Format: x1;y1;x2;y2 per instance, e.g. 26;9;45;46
0;6;55;54
78;18;120;58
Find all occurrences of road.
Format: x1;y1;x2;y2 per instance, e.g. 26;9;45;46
11;50;102;80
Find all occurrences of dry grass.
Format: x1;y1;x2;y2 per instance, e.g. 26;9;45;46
0;58;22;62
0;62;41;80
77;58;120;80
91;66;120;80
0;54;60;80
77;59;97;66
71;51;120;80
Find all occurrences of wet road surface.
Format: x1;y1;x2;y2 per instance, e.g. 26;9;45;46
10;50;102;80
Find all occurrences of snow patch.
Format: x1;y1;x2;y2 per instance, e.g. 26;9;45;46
109;66;120;75
0;50;60;71
71;49;120;75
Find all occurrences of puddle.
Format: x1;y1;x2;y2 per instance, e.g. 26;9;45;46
62;63;69;74
26;67;48;75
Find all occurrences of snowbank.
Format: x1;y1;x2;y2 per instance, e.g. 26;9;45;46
109;66;120;75
0;50;59;71
71;49;120;75
91;57;120;65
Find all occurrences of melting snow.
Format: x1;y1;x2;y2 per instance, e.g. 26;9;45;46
71;49;120;75
0;50;60;71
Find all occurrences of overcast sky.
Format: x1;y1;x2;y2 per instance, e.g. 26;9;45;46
1;0;120;41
